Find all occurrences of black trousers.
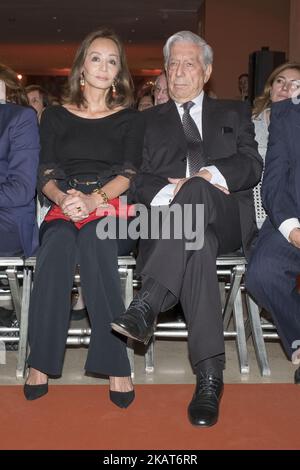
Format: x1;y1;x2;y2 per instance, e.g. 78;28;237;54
142;178;242;371
28;218;134;377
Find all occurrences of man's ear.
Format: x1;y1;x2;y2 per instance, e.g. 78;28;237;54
0;80;6;102
204;64;212;84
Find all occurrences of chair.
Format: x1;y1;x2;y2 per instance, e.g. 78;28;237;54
0;201;135;377
244;183;278;376
0;257;27;371
15;255;136;378
144;254;249;375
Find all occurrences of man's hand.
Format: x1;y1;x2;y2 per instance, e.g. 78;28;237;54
213;184;230;195
168;172;229;197
195;169;212;181
289;228;300;249
168;177;189;196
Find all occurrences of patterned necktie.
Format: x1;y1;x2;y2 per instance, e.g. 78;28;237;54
182;101;206;176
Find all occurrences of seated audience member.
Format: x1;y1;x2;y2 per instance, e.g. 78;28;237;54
25;84;49;122
137;92;154;111
238;73;249;101
0;63;39;257
252;62;300;161
153;72;169;105
24;29;144;407
246;91;300;384
111;31;262;427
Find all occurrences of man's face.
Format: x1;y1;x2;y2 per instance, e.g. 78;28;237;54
153;74;169;105
167;41;212;103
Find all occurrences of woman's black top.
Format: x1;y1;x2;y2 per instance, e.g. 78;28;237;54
38;105;145;193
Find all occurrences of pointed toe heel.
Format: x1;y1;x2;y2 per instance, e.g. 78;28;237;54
23;382;48;401
109;390;135;408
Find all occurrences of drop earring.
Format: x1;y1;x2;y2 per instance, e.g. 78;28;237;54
111;81;117;98
80;73;85;89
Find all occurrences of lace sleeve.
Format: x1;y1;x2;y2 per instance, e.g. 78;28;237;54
37;162;66;205
114;164;137;180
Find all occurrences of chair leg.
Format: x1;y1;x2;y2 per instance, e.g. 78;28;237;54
223;265;245;329
246;294;271;376
145;337;154;373
126;339;135;379
16;268;32;379
119;265;135;378
6;267;22;322
233;289;249;374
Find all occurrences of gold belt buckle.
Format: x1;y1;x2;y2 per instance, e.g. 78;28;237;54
73;178;98;186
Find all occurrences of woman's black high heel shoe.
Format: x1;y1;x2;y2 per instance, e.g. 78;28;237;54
109;390;135;408
23;382;48;401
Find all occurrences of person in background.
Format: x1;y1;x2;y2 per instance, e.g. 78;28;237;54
25;84;49;122
24;29;144;407
252;62;300;161
238;73;249;101
137;92;154;111
0;63;39;258
153;72;169;105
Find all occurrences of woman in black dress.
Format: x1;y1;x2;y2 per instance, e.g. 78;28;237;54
24;29;144;407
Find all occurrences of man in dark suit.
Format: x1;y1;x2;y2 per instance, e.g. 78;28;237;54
246;96;300;385
112;31;262;426
0;102;39;257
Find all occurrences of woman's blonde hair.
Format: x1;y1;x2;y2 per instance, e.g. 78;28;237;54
64;28;134;108
0;63;28;106
252;61;300;118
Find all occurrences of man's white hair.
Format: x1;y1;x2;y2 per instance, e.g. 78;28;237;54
163;31;213;69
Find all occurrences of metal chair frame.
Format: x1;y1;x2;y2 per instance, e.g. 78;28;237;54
0;255;135;378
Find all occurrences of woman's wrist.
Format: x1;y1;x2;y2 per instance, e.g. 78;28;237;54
92;188;109;206
55;192;68;207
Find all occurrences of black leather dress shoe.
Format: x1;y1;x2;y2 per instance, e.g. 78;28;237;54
188;374;224;427
294;366;300;384
111;292;156;344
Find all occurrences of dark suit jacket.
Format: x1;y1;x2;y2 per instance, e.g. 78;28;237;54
262;98;300;229
131;95;263;258
0;103;39;256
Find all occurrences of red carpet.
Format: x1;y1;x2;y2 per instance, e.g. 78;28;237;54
1;384;299;450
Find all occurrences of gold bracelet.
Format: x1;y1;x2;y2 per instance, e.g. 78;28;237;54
92;188;109;205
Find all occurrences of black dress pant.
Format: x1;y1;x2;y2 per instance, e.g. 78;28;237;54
142;178;242;371
28;218;133;377
246;218;300;360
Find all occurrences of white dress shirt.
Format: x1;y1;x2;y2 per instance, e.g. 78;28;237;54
279;218;300;241
151;92;228;206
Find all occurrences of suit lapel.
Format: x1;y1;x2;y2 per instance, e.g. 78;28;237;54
202;94;216;159
158;99;187;155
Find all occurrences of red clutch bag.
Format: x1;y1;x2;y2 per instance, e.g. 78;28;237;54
44;198;135;229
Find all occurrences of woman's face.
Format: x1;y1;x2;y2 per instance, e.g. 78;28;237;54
270;68;300;103
82;37;120;91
